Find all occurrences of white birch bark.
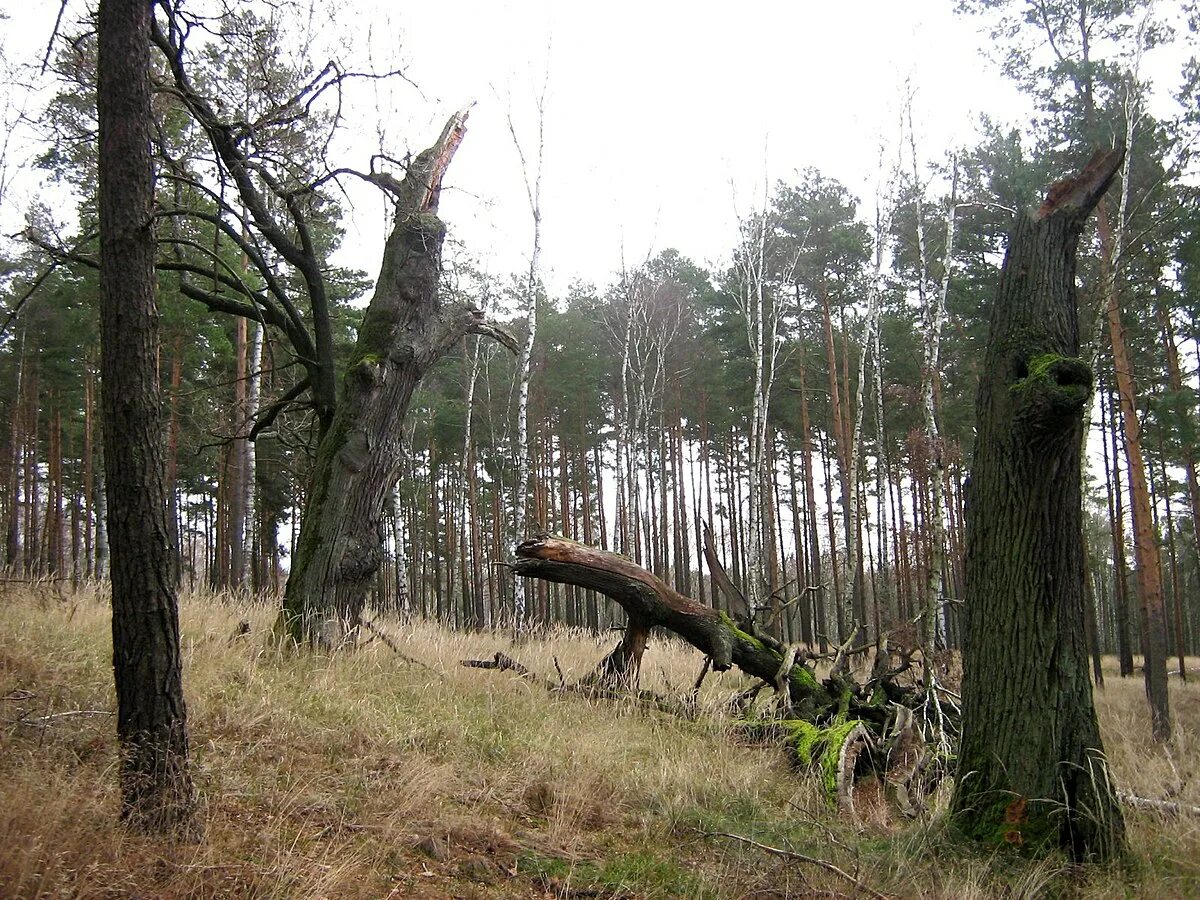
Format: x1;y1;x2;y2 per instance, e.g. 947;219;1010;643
614;279;635;556
848;170;896;639
508;77;547;631
872;298;893;627
460;337;482;619
245;319;262;585
389;487;409;615
909;111;957;689
733;199;782;618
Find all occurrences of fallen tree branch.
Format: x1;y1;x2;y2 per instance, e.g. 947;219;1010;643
1118;791;1200;818
460;650;700;719
461;652;533;678
9;709;114;727
511;535;939;809
697;829;891;899
360;618;437;673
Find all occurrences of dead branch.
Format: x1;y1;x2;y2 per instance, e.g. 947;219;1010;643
460;652;533;678
9;709;114;727
697;829;891;900
359;618;436;672
1118;791;1200;818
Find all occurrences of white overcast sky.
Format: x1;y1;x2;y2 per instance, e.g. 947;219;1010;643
1;1;1185;295
339;0;1029;291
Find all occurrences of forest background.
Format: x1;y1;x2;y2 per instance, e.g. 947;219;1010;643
0;0;1198;682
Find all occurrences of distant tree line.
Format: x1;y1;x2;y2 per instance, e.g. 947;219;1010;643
1;0;1197;686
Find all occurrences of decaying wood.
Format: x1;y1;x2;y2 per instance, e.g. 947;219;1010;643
461;652;533;677
702;521;751;625
460;650;702;719
510;535;936;808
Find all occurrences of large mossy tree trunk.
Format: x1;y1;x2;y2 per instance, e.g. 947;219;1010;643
280;112;513;646
97;0;194;832
951;150;1126;862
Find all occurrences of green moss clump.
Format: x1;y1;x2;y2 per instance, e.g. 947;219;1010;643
1026;353;1062;379
782;718;867;803
784;720;822;766
717;611;768;654
789;665;820;693
1009;353;1090;400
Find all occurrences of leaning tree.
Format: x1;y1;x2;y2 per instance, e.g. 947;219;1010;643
951;149;1127;861
144;7;515;645
31;4;513;644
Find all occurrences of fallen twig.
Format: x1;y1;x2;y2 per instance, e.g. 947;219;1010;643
698;829;890;899
461;652;534;678
360;618;436;672
692;656;712;697
10;709;114;727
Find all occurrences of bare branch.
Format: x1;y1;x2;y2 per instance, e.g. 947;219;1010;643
697;830;890;900
248;375;313;440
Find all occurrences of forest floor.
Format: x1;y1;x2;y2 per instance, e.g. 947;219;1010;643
0;583;1197;899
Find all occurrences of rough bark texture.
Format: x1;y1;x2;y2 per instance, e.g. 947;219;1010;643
280;112;514;645
98;0;194;832
512;536;912;726
951;150;1126;862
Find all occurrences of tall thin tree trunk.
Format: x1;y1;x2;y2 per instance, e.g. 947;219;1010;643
1099;201;1170;740
509;89;547;632
98;0;193;831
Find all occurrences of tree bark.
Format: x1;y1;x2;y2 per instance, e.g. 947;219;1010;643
1098;200;1171;741
1102;385;1135;675
98;0;194;833
951;150;1126;862
279;111;514;645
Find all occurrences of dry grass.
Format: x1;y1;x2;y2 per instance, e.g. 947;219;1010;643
0;583;1197;898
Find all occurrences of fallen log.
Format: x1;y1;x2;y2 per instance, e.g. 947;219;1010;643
510;535;937;808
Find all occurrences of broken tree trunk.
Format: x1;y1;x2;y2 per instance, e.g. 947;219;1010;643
951;149;1127;862
279;112;516;646
511;535;926;807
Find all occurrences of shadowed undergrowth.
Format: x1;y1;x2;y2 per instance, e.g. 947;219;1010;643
0;584;1197;898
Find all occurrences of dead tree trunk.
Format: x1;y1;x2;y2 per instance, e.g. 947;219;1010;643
951;150;1126;862
279;112;515;646
511;535;925;807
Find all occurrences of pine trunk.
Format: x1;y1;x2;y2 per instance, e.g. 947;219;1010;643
1099;201;1170;741
98;0;194;832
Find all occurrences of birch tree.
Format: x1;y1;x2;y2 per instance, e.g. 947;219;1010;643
732;200;782;620
507;71;548;631
905;94;955;687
